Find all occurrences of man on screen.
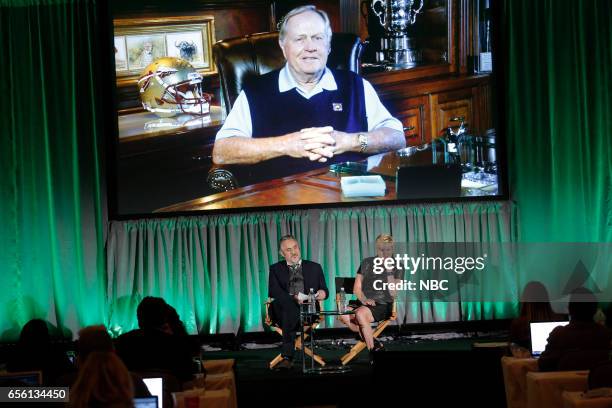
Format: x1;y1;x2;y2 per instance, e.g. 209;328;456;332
268;235;328;369
212;5;405;184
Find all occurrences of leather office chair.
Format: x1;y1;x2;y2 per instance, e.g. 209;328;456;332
207;31;363;192
334;277;397;366
214;31;363;114
264;297;326;369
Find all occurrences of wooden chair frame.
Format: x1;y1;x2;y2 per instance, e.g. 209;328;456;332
334;277;397;366
265;298;326;369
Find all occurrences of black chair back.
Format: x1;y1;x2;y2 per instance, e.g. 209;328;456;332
335;277;356;295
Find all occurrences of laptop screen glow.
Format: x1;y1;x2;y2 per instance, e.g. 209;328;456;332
134;396;158;408
0;371;42;386
142;377;163;408
529;321;569;356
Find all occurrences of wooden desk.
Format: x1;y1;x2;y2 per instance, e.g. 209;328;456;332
157;147;498;212
158;167;397;212
116;107;223;214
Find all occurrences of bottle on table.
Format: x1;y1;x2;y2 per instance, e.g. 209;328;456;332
308;288;316;314
338;287;347;313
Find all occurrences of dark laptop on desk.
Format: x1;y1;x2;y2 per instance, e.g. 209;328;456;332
529;321;569;357
396;164;462;199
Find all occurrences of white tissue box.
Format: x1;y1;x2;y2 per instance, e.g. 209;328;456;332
340;175;386;197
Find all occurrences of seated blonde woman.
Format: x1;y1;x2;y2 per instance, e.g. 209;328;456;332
339;234;401;358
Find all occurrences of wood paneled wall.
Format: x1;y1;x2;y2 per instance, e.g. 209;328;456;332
112;0;342;110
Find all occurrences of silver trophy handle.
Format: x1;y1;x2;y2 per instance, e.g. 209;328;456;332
371;0;386;28
407;0;424;24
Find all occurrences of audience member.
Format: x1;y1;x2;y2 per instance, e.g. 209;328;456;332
55;325;150;397
166;304;203;375
509;281;565;355
69;351;133;408
116;297;195;382
166;304;189;337
538;287;612;371
6;319;72;384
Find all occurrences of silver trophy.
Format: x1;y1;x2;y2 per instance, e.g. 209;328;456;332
371;0;424;68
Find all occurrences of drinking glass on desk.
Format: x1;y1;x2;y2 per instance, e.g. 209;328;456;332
329;161;368;175
483;131;497;174
472;131;497;174
465;133;498;176
458;134;475;172
463;168;498;184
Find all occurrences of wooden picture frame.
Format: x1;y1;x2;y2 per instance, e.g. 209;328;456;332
113;16;216;89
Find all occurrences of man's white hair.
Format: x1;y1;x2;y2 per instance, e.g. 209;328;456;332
278;5;332;46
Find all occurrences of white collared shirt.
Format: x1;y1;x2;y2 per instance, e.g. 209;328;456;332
286;259;303;268
215;64;403;140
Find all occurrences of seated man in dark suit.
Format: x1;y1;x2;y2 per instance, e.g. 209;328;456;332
538;287;612;371
268;234;328;369
116;297;195;382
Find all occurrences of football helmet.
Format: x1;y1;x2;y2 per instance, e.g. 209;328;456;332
138;57;211;117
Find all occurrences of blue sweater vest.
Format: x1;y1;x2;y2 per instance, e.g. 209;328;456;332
240;68;367;183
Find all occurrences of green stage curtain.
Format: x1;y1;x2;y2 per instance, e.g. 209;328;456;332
107;202;518;335
504;0;612;242
0;0;106;341
2;0;610;340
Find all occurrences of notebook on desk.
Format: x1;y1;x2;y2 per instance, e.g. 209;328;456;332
529;321;569;356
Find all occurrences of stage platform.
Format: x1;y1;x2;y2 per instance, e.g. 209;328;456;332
0;320;513;407
204;320;512;408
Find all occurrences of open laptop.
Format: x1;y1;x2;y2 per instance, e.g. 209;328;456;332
142;377;163;408
396;163;462;199
134;396;158;408
0;371;42;386
529;321;569;356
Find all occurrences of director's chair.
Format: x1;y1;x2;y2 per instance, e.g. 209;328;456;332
335;277;397;365
265;298;326;369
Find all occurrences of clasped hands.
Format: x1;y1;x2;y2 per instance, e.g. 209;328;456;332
286;126;352;162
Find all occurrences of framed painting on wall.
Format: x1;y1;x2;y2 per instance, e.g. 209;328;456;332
113;16;216;88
